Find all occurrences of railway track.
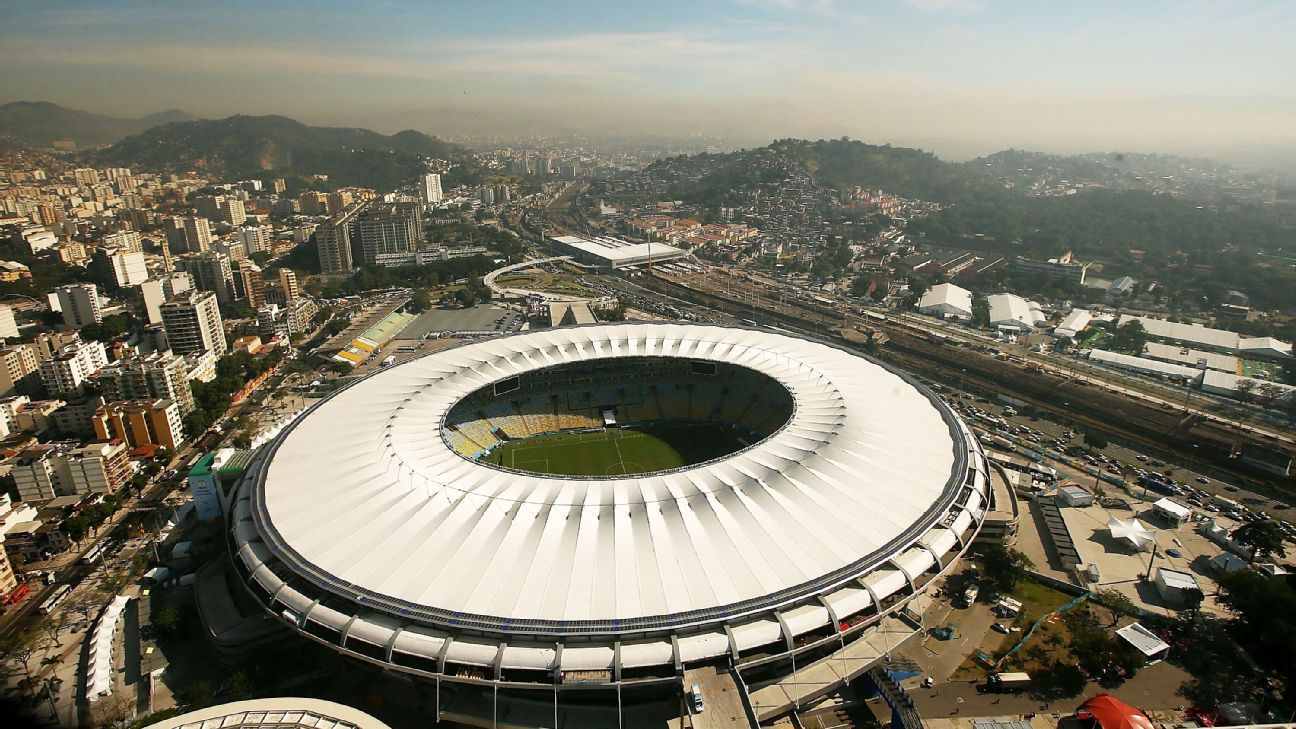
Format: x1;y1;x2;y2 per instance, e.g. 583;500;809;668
632;270;1294;497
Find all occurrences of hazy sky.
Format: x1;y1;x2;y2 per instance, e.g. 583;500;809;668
3;0;1295;159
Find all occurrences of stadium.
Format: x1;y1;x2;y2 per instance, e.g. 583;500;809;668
228;323;989;718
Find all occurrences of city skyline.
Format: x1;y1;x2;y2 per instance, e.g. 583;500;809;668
2;1;1295;162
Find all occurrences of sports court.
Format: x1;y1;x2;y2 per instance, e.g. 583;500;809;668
487;422;753;476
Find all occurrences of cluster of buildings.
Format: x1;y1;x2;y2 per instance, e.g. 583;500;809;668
622;214;757;252
596;146;837;268
0;160;324;600
315;200;428;273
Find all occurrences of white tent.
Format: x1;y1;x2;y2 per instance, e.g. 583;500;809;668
1210;552;1248;573
1109;516;1156;552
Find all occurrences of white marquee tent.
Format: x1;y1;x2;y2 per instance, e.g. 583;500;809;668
1108;516;1156;552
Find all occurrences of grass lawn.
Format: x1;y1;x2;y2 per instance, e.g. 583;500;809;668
487;422;753;476
1079;329;1111;351
1239;358;1286;381
951;578;1085;679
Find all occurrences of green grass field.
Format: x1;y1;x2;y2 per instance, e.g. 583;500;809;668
487;422;753;476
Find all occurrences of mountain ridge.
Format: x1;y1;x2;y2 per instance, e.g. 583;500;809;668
96;114;468;190
0;101;198;147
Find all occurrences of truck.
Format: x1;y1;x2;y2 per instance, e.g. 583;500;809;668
689;684;705;714
988;672;1032;692
959;584;980;608
1209;495;1241;512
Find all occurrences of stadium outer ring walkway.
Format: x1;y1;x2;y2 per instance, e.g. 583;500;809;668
226;322;990;698
483;255;582;300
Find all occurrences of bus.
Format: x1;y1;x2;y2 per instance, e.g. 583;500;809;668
37;584;72;615
1138;474;1178;496
81;540;109;565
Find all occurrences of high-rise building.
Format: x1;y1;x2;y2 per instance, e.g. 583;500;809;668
90;246;149;287
239;225;273;255
73;168;101;187
177;251;235;304
32;331;80;361
258;297;318;338
12;441;132;500
101;230;143;253
92;398;184;452
193;194;247;227
163;217;188;252
358;203;423;264
54;283;103;328
0;344;40;396
212;238;247;262
278;268;301;303
182;216;214;253
141;272;194;324
39;339;108;398
298;191;330;215
233;259;267;308
419;173;443;207
316;203;367;274
0;544;16;600
161;290;226;357
96;351;194;414
0;306;18;340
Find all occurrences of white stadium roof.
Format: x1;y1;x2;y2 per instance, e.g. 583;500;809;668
245;324;979;639
550;234;687;267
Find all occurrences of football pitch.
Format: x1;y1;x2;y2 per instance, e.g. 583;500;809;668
487;422;753;476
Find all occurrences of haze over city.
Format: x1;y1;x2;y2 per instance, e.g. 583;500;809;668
3;2;1296;729
3;0;1296;165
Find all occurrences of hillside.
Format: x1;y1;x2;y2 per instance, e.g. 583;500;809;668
780;138;1002;204
0;101;196;148
97;114;467;190
618;138;1296;279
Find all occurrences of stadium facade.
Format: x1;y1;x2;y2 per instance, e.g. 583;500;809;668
228;323;988;706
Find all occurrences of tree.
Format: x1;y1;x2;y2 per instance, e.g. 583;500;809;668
1235;378;1256;405
979;544;1034;590
1216;570;1296;697
39;612;69;647
0;627;43;680
1066;610;1143;687
1110;319;1147;354
408;288;433;314
68;592;104;625
153;605;182;637
1094;588;1137;626
1032;660;1088;700
972;296;990;328
78;312;134;344
92;691;136;728
174;680;215;709
1232;520;1288;562
1254;382;1284;410
1083;431;1109;450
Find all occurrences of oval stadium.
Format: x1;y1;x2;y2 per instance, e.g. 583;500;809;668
227;323;989;717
